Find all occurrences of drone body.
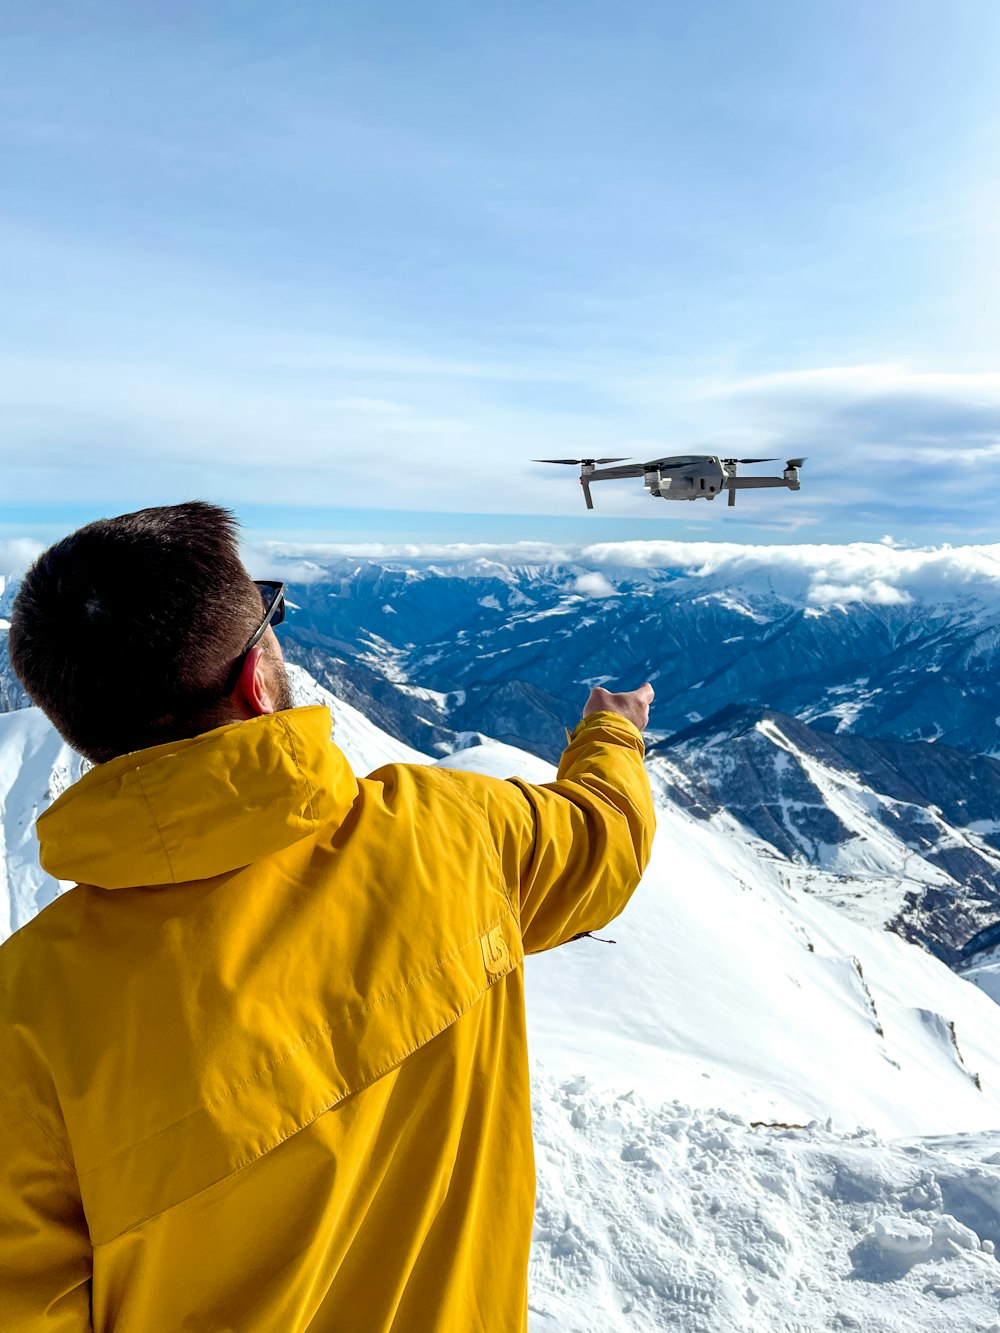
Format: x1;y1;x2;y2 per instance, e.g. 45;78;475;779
535;454;806;509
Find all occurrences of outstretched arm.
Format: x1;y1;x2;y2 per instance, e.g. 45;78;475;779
443;684;657;953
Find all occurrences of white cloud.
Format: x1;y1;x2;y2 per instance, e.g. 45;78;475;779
5;334;999;536
11;532;997;616
0;540;44;578
808;580;912;609
237;536;1000;613
241;539;583;568
581;538;1000;606
571;571;616;598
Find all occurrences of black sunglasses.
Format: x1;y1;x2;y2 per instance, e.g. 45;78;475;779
223;580;286;695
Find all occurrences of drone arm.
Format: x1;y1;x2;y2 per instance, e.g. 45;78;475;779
725;473;802;508
725;476;798;491
589;463;648;482
578;462;648;510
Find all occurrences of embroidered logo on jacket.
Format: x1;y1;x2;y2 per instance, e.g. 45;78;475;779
480;925;511;979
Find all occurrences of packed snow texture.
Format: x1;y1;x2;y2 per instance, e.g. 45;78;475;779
529;1077;1000;1333
6;664;1000;1329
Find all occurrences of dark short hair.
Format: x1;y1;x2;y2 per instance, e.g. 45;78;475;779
9;501;263;763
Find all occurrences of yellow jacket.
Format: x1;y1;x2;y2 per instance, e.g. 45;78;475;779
0;704;654;1331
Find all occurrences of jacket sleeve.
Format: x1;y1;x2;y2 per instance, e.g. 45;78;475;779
441;710;656;953
0;1090;93;1331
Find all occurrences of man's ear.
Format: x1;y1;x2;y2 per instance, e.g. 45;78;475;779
231;644;277;717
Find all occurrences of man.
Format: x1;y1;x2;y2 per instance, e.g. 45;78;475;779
0;501;655;1331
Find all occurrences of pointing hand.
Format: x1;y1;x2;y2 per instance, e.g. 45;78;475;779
582;682;654;733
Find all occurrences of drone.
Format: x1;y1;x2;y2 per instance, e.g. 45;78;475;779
534;454;806;509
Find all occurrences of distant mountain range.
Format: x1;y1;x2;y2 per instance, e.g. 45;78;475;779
256;549;1000;764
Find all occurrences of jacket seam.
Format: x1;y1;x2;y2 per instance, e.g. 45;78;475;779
277;713;318;826
433;769;515;917
78;905;520;1178
132;767;177;885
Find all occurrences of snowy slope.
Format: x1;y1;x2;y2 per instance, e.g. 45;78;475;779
0;707;86;938
7;674;1000;1328
285;663;430;770
529;1079;1000;1333
657;710;1000;965
529;806;1000;1135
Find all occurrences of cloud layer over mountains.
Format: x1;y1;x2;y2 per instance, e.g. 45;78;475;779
244;536;1000;609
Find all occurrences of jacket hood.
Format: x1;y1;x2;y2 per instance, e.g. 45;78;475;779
37;706;357;889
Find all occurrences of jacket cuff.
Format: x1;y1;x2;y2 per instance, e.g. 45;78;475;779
566;710;645;752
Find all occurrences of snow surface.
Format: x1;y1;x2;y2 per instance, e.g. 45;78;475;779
523;795;1000;1139
529;1076;1000;1332
7;671;1000;1328
962;958;1000;1009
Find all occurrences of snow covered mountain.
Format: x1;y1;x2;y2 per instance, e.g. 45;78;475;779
654;707;1000;966
0;573;30;714
0;706;86;938
6;666;1000;1329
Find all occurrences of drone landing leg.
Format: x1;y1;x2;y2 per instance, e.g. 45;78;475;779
728;486;736;507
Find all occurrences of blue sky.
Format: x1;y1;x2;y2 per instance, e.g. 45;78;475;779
1;1;999;547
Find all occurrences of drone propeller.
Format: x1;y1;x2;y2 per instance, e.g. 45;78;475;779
785;457;807;468
533;457;630;465
722;457;779;465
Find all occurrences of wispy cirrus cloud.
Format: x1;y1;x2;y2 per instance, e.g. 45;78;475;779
673;362;1000;540
715;364;1000;400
